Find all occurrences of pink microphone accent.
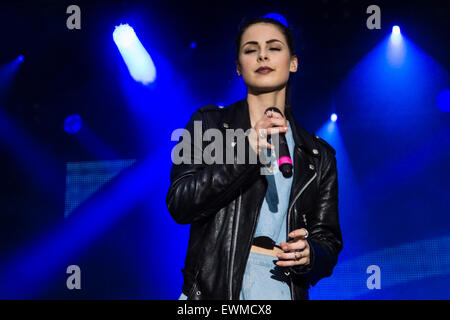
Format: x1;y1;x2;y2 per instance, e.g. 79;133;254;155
278;156;293;166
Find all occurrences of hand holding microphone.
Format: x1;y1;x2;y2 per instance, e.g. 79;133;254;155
248;107;293;178
264;107;293;178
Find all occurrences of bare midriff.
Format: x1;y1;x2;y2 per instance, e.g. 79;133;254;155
250;245;284;257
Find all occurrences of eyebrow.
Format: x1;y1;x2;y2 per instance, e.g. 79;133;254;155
241;39;284;48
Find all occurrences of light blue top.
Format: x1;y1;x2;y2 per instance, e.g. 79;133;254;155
253;121;295;245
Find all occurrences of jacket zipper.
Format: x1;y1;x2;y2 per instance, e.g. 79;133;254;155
286;172;317;299
228;181;266;300
228;189;242;300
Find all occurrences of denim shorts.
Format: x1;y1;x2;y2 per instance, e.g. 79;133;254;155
178;252;291;300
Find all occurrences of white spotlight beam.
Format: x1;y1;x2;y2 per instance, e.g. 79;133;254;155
113;24;156;85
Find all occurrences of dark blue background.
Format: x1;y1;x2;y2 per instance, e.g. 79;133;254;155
0;0;449;299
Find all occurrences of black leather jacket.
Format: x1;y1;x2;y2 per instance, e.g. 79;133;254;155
166;98;343;300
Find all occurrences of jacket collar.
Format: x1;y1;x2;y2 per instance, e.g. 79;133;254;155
223;98;319;158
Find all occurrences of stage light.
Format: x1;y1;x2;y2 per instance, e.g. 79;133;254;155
263;13;288;27
390;25;403;45
64;114;82;134
387;24;405;66
331;113;338;122
17;55;24;63
189;41;197;49
113;24;156;85
113;24;136;47
392;25;401;35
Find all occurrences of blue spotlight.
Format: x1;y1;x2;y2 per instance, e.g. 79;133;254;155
17;55;24;63
392;25;401;35
390;25;403;45
331;113;338;122
388;25;405;66
263;13;288;27
437;89;450;112
64;114;82;134
113;24;156;85
189;41;197;49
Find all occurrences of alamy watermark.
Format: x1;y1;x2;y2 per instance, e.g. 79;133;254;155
366;264;381;289
170;121;281;175
66;5;81;30
66;264;81;290
366;5;381;30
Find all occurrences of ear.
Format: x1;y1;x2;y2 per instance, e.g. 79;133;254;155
235;60;242;75
290;55;299;72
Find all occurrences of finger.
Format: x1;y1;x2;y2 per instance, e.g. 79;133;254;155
259;140;274;150
276;251;301;260
265;111;284;119
280;240;307;251
275;257;309;267
266;126;288;136
267;117;287;128
288;228;309;239
256;128;268;138
261;114;285;125
264;110;274;118
277;246;310;260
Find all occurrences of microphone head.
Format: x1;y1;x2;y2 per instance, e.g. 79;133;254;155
279;163;293;178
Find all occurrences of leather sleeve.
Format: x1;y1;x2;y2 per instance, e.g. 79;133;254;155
290;150;343;286
166;109;262;225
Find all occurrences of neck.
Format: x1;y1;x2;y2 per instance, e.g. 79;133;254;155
247;87;287;127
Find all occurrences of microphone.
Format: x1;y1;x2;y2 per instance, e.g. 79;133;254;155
265;107;293;178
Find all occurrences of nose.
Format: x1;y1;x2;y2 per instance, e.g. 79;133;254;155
258;52;268;61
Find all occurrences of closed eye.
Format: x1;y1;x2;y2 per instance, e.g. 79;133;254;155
244;48;281;54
